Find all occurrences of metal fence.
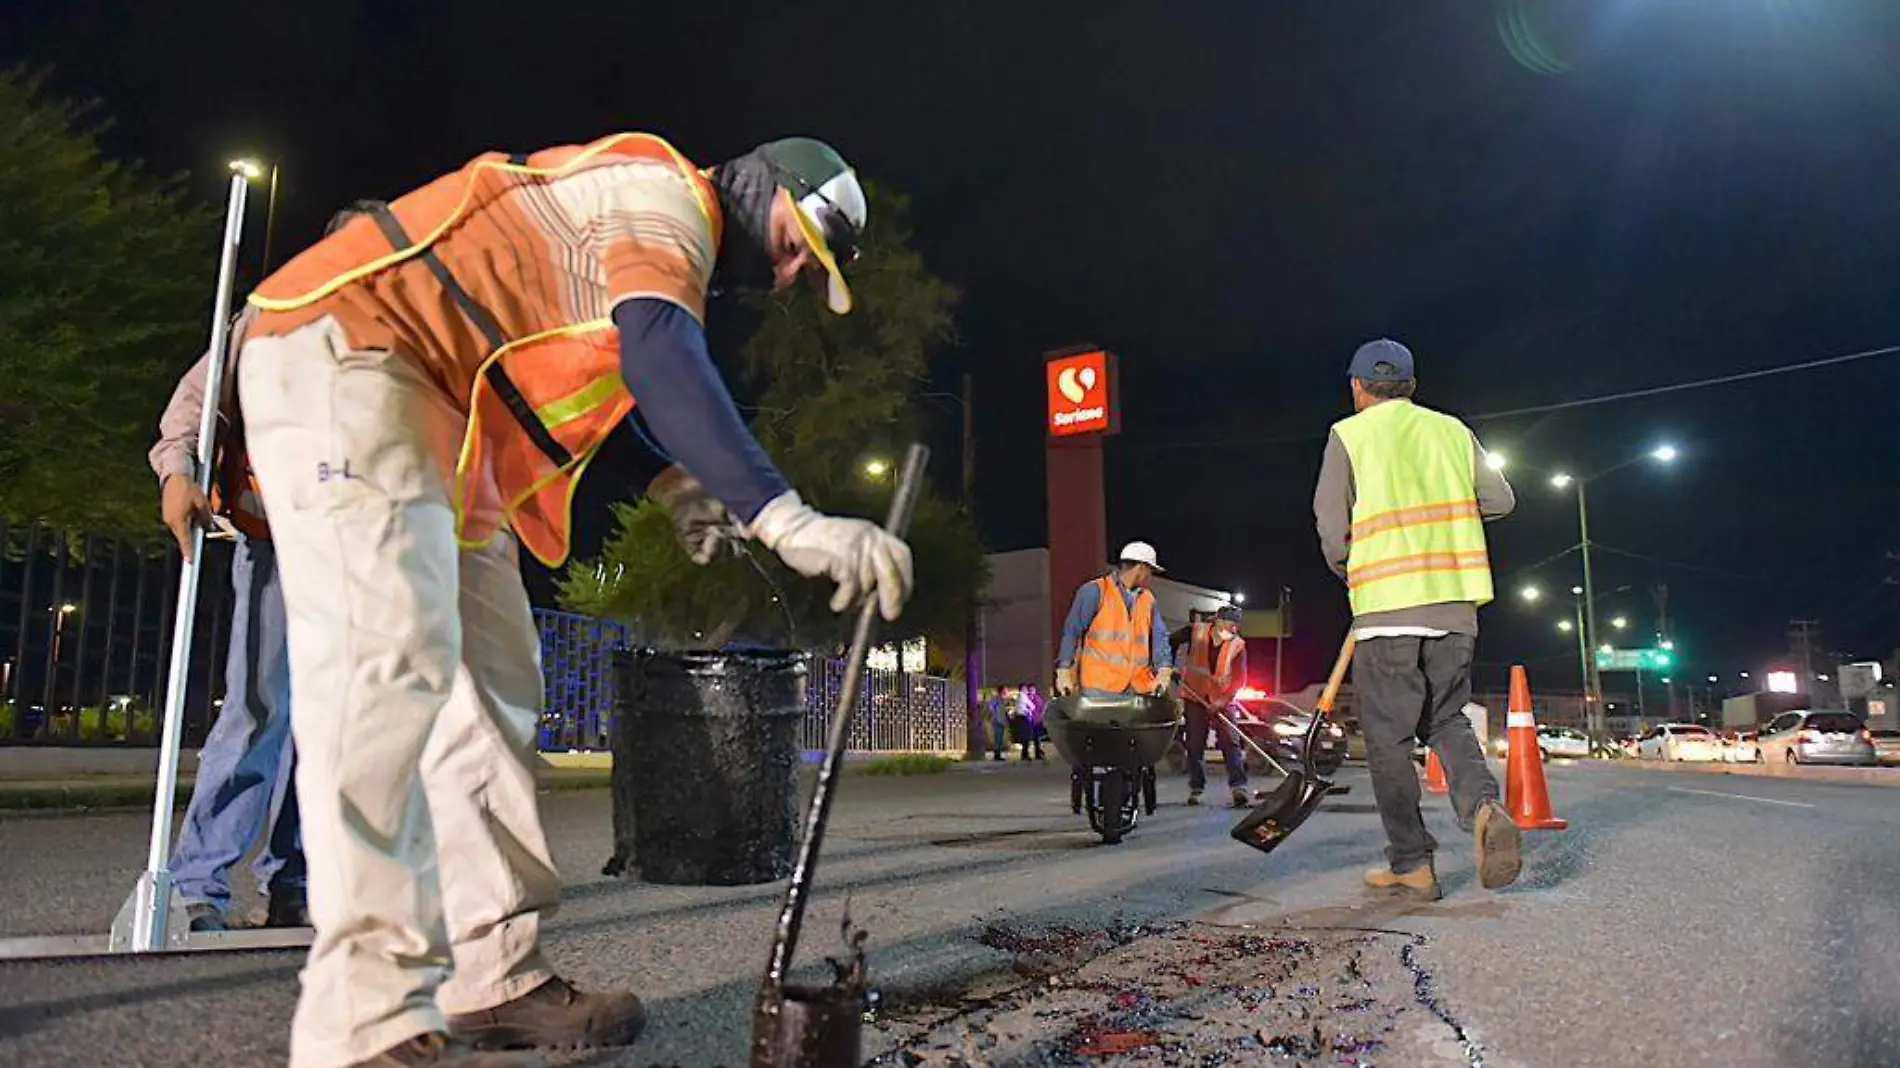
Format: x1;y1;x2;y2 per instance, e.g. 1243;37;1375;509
1;529;963;754
533;608;965;755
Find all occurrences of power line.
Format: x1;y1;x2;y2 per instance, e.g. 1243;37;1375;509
1588;542;1794;587
1119;342;1900;453
1468;343;1900;421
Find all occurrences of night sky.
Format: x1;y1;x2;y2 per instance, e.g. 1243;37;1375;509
7;0;1899;694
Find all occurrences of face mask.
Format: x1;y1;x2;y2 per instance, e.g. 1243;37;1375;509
708;149;778;297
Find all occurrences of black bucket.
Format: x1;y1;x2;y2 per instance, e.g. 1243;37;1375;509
606;648;810;886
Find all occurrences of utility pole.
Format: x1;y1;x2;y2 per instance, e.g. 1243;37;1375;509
960;373;983;761
1790;620;1820;696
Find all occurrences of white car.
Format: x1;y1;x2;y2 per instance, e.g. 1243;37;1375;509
1490;725;1591;761
1722;731;1760;763
1637;723;1724;762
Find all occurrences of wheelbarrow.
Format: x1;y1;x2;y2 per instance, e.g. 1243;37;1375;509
1044;692;1182;845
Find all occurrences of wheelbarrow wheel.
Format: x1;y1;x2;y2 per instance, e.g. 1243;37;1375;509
1141;764;1158;815
1092;770;1129;844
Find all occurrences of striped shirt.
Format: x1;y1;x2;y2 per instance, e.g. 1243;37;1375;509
250;138;718;407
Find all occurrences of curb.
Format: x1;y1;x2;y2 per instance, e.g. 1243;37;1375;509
1610;757;1900;787
0;751;989;814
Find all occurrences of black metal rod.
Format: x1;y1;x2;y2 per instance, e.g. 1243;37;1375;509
761;443;929;993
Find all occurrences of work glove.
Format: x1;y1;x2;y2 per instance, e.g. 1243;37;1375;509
1054;667;1077;696
646;464;743;565
1151;667;1175;696
160;473;214;563
748;491;914;621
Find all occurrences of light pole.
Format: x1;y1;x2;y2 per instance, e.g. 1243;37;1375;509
1547;442;1677;740
1274;586;1291;695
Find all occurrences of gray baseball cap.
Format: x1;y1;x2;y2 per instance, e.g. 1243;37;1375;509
1348;338;1415;382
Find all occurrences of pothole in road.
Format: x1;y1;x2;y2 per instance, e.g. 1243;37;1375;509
867;921;1492;1067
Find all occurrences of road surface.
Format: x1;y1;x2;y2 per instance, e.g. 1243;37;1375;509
0;758;1896;1066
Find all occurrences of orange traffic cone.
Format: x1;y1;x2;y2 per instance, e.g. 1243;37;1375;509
1422;749;1449;793
1504;666;1567;830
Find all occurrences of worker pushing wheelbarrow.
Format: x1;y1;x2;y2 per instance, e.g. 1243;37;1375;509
1050;542;1180;844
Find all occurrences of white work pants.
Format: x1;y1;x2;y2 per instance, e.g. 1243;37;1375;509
239;316;561;1068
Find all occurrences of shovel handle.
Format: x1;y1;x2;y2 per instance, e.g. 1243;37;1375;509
1314;635;1357;717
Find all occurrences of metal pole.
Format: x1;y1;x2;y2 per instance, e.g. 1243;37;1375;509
261;164;280;276
960;373;982;761
128;170;250;953
1572;593;1591;729
1577;481;1604;739
1274;586;1289;694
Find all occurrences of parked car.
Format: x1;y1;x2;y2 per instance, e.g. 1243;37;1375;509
1173;696;1347;775
1636;723;1724;762
1754;710;1877;766
1491;725;1590;761
1870;729;1900;767
1722;730;1760;764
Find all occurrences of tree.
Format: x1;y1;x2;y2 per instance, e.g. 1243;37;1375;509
561;185;988;667
0;66;216;542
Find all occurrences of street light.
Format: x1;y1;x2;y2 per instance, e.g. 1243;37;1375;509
1521;586;1542;603
862;458;890;480
1549;472;1574;489
1233;592;1247;605
227;156;284;275
1651;444;1679;463
1557;619;1574;633
1611;616;1628;630
227;158;263;180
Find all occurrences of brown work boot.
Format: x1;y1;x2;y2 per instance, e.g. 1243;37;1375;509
1229;787;1250;809
1186;789;1204;806
1364;864;1443;901
1473;799;1523;890
345;1032;545;1067
448;977;646;1051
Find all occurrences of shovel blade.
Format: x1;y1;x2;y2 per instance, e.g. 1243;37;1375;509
1229;769;1333;855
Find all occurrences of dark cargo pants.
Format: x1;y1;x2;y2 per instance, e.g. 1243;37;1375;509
1355;634;1499;874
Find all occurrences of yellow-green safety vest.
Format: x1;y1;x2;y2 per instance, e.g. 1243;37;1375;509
1332;399;1494;616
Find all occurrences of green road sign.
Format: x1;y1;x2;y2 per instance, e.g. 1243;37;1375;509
1595;647;1674;672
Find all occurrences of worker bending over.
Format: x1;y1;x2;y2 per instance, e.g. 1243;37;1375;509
234;133;911;1068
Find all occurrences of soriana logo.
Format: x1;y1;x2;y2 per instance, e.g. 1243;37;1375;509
1046;349;1117;438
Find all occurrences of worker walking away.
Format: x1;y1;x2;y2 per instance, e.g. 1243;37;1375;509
1314;338;1519;902
148;201;386;933
1172;606;1250;808
234;134;911;1068
1053;542;1175;812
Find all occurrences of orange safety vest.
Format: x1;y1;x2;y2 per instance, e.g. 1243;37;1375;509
1076;576;1160;694
1180;621;1243;707
246;133;722;567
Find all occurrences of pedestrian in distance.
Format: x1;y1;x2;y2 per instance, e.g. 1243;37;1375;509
147;201;387;934
1313;338;1522;901
231;133;911;1068
1053;542;1176;812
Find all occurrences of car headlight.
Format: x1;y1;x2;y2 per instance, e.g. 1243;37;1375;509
1272;721;1303;736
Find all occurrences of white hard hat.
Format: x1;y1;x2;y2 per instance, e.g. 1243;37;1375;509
1116;541;1165;573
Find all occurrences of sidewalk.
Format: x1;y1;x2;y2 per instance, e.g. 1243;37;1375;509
0;748;975;812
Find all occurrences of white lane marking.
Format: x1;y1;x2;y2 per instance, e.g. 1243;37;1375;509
1667;786;1815;809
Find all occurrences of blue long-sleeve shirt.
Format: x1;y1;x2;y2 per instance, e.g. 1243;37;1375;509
613;298;791;524
1056;574;1173;674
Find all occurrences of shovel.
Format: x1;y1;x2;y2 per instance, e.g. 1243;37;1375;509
1230;634;1357;855
749;444;929;1068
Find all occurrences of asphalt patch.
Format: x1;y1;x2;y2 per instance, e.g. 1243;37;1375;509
869;922;1491;1066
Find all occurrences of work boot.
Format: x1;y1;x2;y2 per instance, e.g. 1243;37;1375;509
345;1032;545;1067
448;976;646;1051
1186;789;1204;806
1473;799;1523;890
1364;864;1442;901
185;903;226;933
265;892;312;928
1229;787;1251;809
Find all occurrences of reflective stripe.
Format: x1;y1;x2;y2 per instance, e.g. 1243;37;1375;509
1349;499;1482;542
1348;551;1491;588
1507;712;1537;728
535;373;624;429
